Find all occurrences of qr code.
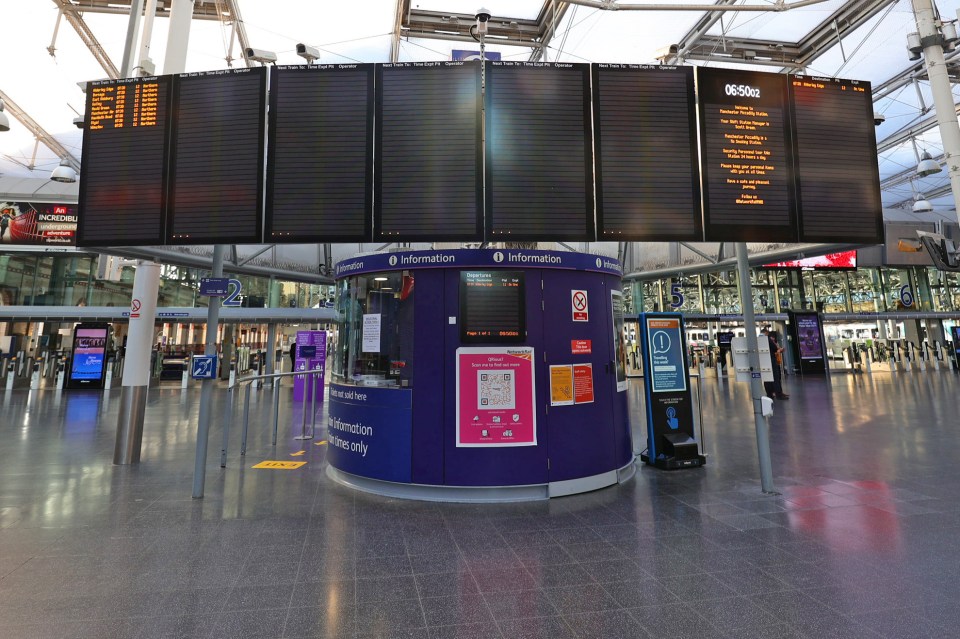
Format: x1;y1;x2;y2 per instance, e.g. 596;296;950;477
477;370;515;410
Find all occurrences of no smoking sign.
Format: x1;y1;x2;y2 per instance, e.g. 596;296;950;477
571;290;589;322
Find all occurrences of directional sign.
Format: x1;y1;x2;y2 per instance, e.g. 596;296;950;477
191;355;217;380
222;279;243;307
200;277;231;296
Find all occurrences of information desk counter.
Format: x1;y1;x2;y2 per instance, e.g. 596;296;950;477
326;249;635;502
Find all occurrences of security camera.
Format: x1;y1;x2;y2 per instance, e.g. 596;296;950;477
475;7;491;22
245;47;277;64
654;44;679;61
873;112;885;126
296;43;320;64
73;116;85;129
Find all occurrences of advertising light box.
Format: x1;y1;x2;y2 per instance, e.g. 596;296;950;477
697;67;798;242
167;68;266;244
485;62;595;241
592;65;701;241
68;324;110;389
376;62;483;242
267;65;373;243
1;202;77;246
78;76;172;246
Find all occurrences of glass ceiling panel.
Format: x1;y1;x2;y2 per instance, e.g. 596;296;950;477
704;0;848;42
412;1;546;21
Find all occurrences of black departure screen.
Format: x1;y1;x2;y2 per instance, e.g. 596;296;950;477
77;76;172;246
697;67;798;242
460;270;526;343
790;76;883;244
267;65;373;243
592;65;701;241
376;62;482;242
167;68;266;244
486;62;594;241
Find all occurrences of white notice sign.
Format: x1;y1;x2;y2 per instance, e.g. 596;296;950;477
362;313;381;353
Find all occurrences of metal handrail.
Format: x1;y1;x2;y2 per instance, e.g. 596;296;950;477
221;367;325;468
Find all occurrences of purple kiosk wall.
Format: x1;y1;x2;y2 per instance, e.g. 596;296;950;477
327;249;635;502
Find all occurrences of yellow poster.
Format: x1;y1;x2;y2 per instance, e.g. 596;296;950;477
550;365;574;406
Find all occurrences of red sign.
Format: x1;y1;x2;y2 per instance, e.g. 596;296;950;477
571;289;589;322
573;364;595;404
130;298;142;319
571;339;592;354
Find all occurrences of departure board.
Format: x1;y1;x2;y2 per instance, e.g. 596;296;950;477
376;62;482;242
167;68;266;244
267;65;373;242
486;62;594;241
592;65;701;241
77;76;172;246
460;270;526;343
697;67;798;242
790;75;883;244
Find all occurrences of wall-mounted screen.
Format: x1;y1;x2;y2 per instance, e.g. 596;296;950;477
592;65;702;241
763;250;857;270
68;324;110;389
167;68;266;244
376;62;482;242
459;270;526;343
1;202;77;246
267;65;373;243
78;76;172;246
485;62;594;241
697;67;798;242
789;75;883;244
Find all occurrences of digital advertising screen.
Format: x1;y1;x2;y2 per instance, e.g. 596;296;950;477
77;76;172;246
697;67;798;242
763;250;857;270
376;62;482;242
796;314;824;360
459;270;526;343
789;75;883;244
267;65;373;243
0;202;77;246
167;68;266;244
592;65;702;241
485;62;594;241
69;325;109;387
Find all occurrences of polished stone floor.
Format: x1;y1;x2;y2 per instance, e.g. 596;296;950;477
1;370;959;638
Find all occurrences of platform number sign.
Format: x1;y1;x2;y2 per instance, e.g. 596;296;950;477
572;290;589;322
670;282;684;309
899;284;914;308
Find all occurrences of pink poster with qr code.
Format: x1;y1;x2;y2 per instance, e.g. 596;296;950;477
456;346;537;447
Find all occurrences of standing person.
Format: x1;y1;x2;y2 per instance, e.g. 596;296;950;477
288;342;297;372
761;327;789;399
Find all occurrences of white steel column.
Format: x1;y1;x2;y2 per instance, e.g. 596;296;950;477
912;0;960;223
162;0;195;76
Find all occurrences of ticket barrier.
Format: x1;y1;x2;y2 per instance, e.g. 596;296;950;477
842;345;863;374
29;361;40;390
56;359;66;390
5;358;15;391
860;343;873;375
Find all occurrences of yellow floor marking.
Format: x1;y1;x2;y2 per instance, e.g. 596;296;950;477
290;450;306;457
252;460;307;470
314;440;328;446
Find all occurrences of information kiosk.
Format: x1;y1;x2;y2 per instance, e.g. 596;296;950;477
326;249;635;501
638;313;705;470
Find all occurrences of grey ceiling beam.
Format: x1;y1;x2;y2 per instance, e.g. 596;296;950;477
794;0;896;67
402;8;542;47
0;89;81;171
52;0;121;79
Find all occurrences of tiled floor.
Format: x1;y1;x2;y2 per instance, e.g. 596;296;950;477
1;370;959;638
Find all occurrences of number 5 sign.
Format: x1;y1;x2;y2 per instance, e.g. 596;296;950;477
572;290;589;322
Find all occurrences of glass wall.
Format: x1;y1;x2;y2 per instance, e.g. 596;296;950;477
630;265;960;315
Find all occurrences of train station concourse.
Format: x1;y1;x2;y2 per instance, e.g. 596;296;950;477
2;0;960;637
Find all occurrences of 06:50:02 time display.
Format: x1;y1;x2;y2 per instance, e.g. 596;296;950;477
724;84;761;98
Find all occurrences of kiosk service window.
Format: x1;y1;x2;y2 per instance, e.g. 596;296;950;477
332;271;414;388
